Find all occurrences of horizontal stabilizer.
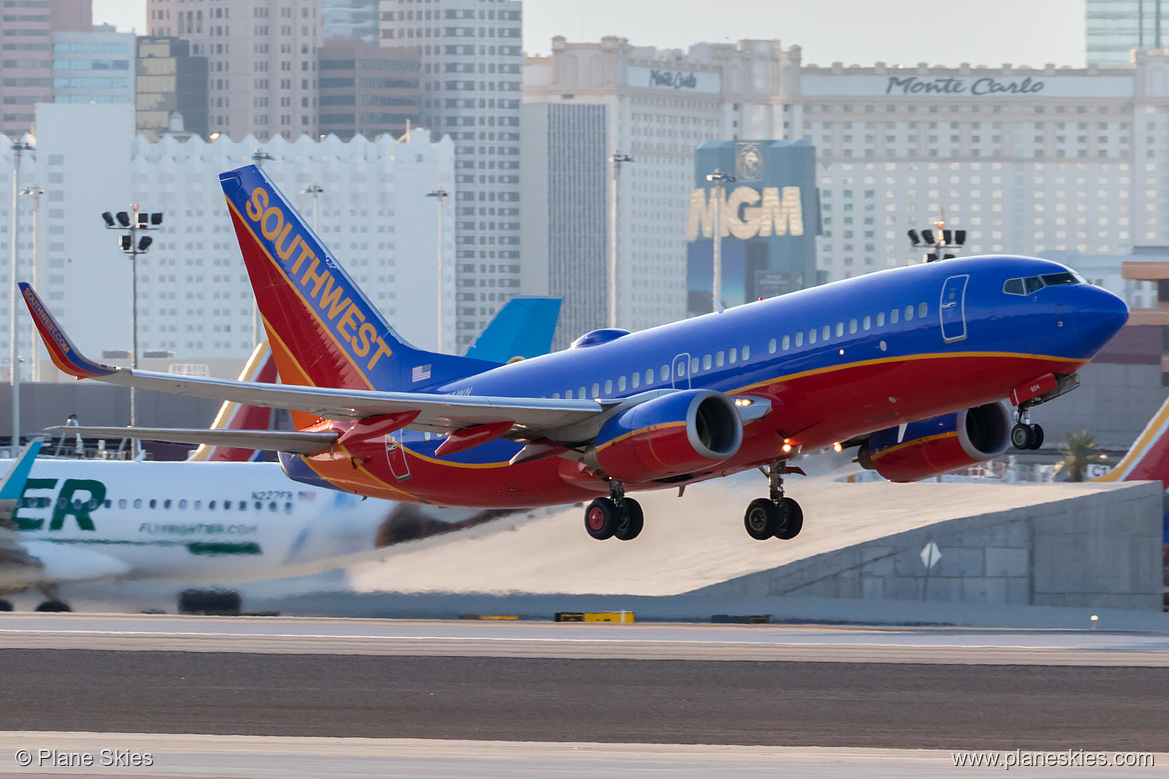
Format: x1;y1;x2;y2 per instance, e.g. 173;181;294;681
45;426;338;455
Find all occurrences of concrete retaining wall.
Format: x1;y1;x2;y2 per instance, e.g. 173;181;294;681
688;482;1164;611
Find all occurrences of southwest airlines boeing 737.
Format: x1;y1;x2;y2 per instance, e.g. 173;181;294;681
22;164;1130;545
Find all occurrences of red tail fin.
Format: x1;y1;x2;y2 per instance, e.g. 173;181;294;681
1094;395;1169;484
187;342;277;462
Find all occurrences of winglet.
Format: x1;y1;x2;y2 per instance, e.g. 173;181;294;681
0;439;43;501
19;283;117;379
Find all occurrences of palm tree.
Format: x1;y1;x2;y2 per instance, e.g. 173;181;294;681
1054;430;1100;482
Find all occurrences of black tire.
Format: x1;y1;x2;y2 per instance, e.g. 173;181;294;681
1010;423;1032;450
34;600;72;613
1028;424;1045;450
774;497;804;540
744;498;780;540
614;498;644;541
584;498;618;540
0;599;13;612
178;589;242;616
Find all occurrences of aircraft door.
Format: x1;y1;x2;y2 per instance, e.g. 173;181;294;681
939;274;969;343
672;353;692;390
384;432;412;481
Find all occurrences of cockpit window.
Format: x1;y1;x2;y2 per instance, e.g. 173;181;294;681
1003;271;1085;296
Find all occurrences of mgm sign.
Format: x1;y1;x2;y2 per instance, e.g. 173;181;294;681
686;140;820;316
686;185;805;241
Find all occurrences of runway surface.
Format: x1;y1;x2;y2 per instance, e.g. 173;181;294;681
0;615;1167;754
0;734;1162;778
1;613;1168;665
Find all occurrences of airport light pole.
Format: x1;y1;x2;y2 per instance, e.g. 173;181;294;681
608;153;633;329
706;170;735;312
300;183;324;233
426;188;449;352
20;186;42;382
250;150;275;348
102;206;164;459
9;139;32;453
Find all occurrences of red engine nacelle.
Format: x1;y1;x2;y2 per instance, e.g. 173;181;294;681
590;389;743;483
858;401;1013;483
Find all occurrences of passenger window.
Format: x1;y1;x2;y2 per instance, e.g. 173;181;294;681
149;499;157;509
659;366;669;381
809;329;817;344
795;332;803;347
552;392;560;399
269;502;277;512
768;338;776;354
863;315;871;331
690;357;699;373
118;499;127;509
579;386;586;397
849;319;857;334
618;376;626;392
919;302;928;317
645;369;653;385
225;500;232;509
1003;278;1024;295
822;325;830;340
209;501;216;510
716;351;725;367
103;500;111;509
729;348;737;364
782;335;790;350
179;499;188;509
134;499;142;509
890;309;899;324
163;499;172;509
604;380;612;395
835;322;844;337
591;383;600;398
742;345;750;360
194;501;201;510
904;305;913;321
565;389;573;399
877;312;885;327
703;354;712;369
632;372;640;389
254;501;262;510
676;363;686;377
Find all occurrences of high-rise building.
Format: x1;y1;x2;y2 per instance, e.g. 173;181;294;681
378;0;523;351
146;0;322;142
6;102;454;379
0;0;90;138
522;37;799;332
318;37;420;141
323;0;379;45
52;25;136;107
519;102;606;348
1087;0;1167;67
136;36;209;142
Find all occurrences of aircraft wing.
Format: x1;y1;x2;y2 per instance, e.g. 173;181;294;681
23;283;604;438
43;427;339;455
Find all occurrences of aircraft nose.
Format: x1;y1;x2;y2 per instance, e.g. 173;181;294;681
1070;285;1128;356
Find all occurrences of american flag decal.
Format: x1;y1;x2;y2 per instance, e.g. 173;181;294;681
412;364;432;382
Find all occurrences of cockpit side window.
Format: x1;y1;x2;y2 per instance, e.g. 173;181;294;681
1023;276;1045;294
1003;278;1024;295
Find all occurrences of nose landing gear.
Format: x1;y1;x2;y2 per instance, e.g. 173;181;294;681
584;481;643;541
1011;405;1044;451
744;463;803;541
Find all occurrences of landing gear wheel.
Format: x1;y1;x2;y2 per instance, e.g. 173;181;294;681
744;498;780;540
1027;424;1044;450
0;599;12;612
584;498;619;540
774;497;804;540
1011;423;1032;450
34;600;71;613
614;498;644;541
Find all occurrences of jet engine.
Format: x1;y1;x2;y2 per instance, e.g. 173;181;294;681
590;389;742;482
857;401;1013;483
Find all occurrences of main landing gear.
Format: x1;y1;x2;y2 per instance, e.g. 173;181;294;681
584;482;643;541
744;463;803;541
1011;405;1045;451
